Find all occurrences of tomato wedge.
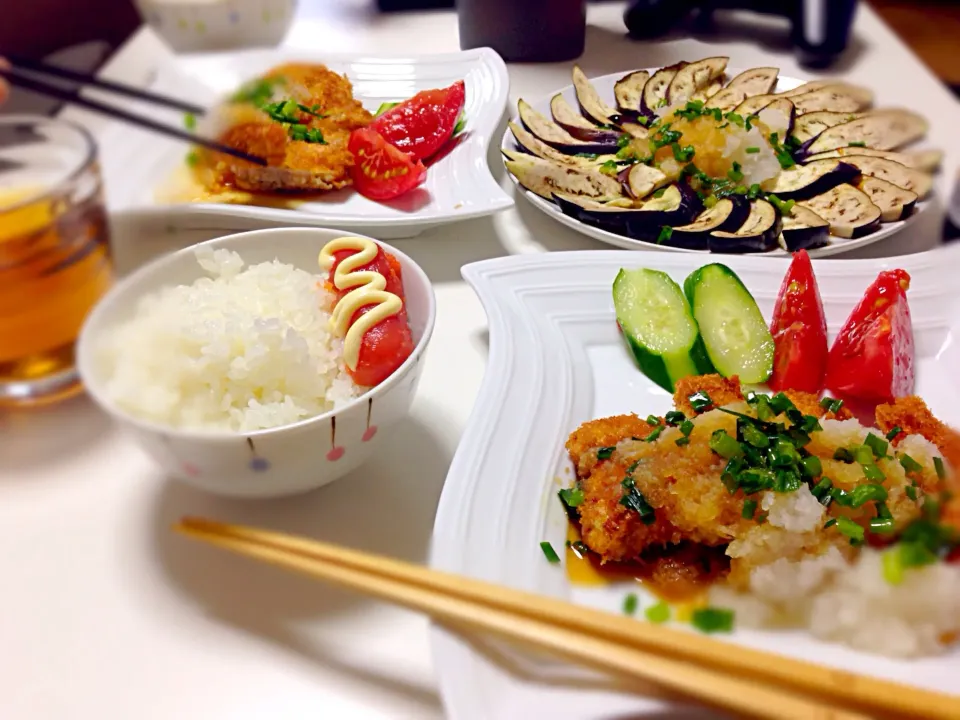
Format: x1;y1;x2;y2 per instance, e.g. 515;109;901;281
768;250;828;393
368;80;466;161
825;269;915;404
324;244;415;387
349;128;426;201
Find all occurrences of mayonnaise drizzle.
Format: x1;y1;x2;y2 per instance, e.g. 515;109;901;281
318;236;403;372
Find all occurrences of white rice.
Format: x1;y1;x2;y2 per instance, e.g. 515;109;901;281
97;247;359;432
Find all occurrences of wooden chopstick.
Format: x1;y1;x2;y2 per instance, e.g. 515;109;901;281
176;519;853;720
6;54;206;114
177;517;960;720
0;68;267;167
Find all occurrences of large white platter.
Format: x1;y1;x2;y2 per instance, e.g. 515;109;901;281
500;68;929;257
97;47;513;238
430;248;960;719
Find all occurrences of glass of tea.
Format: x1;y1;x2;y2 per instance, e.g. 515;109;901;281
0;115;112;406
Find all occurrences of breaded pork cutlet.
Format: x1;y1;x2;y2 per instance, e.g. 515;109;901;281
207;63;373;192
672;374;743;416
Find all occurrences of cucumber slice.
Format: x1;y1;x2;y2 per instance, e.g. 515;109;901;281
613;268;715;392
683;264;774;384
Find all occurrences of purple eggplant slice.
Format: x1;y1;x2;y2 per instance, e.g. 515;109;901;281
518;99;619;154
800;110;928;156
572;65;619;126
705;67;778;111
790;84;873;114
791;111;863;143
776;80;836;99
780;205;830;252
624;183;704;241
804;146;942;173
765;159;860;201
641;62;687;117
831;154;933;199
708;199;782;253
856;175;919;222
553;193;634;233
548;93;622;144
508;121;614;170
614;70;650;114
668;196;751;250
667;56;729;106
622;163;670;199
503;153;623;201
798;184;882;239
756;98;795;139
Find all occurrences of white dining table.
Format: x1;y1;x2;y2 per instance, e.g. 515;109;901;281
3;2;959;719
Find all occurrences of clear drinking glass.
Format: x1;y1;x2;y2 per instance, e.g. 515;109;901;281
0;115;113;406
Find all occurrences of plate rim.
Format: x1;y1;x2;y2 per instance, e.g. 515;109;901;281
102;46;515;233
499;66;927;258
429;247;960;719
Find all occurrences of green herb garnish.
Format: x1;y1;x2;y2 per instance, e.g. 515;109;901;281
691;607;734;633
597;446;615;460
899;453;923;474
689;391;713;413
864;433;889;459
623;593;639;615
558;487;584;508
645;601;670;624
620;476;657;524
540;541;560;563
836;516;865;545
935;456;946;480
745;146;760;154
183;112;197;130
742;499;758;519
375;101;400;117
710;429;743;460
849;141;867;147
656;226;673;245
885;426;903;441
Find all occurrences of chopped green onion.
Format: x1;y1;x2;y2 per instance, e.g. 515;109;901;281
620;477;657;525
906;485;918;501
703;195;718;209
452;111;467;137
811;477;834;505
597;446;615;460
656;226;674;245
653;187;667;198
558;487;584;508
574;152;599;159
742;423;770;449
617;133;632;148
862;463;886;482
540;541;560;563
664;411;686;426
745;146;760;154
671;143;695;162
864;433;889;459
646;415;661;426
727;161;744;183
689;391;713;413
819;397;844;414
801;455;822;478
769;392;797;415
374;101;400;116
885;426;902;441
183;112;197;130
710;429;744;460
755;395;774;421
746;183;762;200
935;456;946;480
626;460;641;474
185;150;199;167
899;540;939;568
675;437;691;447
824;518;838;528
834;447;855;463
742;499;758;519
882;547;904;585
899;453;923;474
845;483;888;508
623;593;639;615
645;426;665;442
679;420;694;437
691;607;735;633
853;445;875;466
599;160;620;175
870;501;896;534
849;141;867;147
836;516;865;545
645;600;670;624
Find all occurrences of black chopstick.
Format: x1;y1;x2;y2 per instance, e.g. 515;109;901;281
6;54;206;115
0;69;267;167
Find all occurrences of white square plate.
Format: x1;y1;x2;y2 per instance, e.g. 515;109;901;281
430;248;960;719
96;47;512;238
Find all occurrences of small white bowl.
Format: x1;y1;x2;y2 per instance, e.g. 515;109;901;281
134;0;298;54
77;227;436;498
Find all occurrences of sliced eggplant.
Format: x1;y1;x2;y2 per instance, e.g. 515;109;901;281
572;65;618;126
764;159;860;201
756;98;795;139
834;155;933;200
641;62;687;116
791;84;873;114
622;163;670;199
554;184;699;240
733;93;776;117
691;77;725;103
791;111;863;143
804;147;926;170
856;176;918;222
553;193;634;233
668;197;751;250
800;110;928;155
614;70;649;114
776;80;839;98
508;121;616;170
667;57;729;106
548;94;622;144
903;149;943;174
798;184;882;239
519;99;619;154
708;199;782;253
619;122;650;139
780;205;830;252
706;67;778;111
504;153;623;201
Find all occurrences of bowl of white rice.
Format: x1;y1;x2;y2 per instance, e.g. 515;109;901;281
76;227;435;498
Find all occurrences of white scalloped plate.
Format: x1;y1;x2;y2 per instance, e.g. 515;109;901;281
501;68;929;257
430;248;960;719
97;48;513;238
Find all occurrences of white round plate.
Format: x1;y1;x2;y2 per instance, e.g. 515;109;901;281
500;68;928;258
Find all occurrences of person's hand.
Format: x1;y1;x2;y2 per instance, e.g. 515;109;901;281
0;58;9;106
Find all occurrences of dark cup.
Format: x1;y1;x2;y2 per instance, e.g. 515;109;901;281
457;0;587;62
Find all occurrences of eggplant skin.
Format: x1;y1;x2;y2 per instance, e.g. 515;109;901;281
856;175;919;222
798;184;882;239
505;154;622;200
553;193;630;234
766;159;860;201
781;205;830;252
708;199;782;253
669;197;751;250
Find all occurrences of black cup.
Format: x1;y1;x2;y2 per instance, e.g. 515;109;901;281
457;0;587;62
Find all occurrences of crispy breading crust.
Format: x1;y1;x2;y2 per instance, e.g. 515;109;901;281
672;374;743;416
565;414;657;478
783;389;853;420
